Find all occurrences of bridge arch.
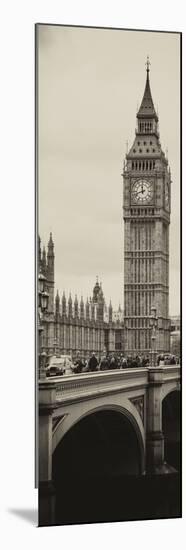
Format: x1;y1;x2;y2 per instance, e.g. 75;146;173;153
52;400;145;525
52;395;145;474
161;381;181;403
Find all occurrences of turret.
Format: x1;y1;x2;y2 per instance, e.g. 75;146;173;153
46;233;54;312
91;301;95;322
99;282;104;299
86;298;90;320
80;296;84;320
74;295;79;319
97;283;104;322
61;291;66;316
109;300;113;323
68;293;73;318
42;246;47;276
47;233;54;280
55;290;60;316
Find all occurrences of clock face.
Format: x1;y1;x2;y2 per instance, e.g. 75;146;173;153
165;182;169;210
131;180;153;205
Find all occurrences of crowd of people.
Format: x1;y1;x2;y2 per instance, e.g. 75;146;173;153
73;352;145;373
72;351;179;374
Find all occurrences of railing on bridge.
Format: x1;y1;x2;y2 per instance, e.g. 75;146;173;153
39;365;180;406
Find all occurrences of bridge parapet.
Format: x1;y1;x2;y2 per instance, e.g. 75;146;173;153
39;369;148;423
53;368;148;405
161;365;180;382
39;365;180;408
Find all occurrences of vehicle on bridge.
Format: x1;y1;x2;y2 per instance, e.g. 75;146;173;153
46;355;74;377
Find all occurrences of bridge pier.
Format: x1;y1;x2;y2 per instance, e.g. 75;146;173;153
39;382;56;526
146;367;164;473
146;367;176;474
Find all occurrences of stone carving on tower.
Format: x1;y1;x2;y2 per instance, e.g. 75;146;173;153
123;58;171;354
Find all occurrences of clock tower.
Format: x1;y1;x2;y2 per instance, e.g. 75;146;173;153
123;59;171;355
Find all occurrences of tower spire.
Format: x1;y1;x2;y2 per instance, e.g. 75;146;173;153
47;232;55;313
137;58;157;121
55;290;60;315
62;291;66;316
42;246;47;276
146;55;150;74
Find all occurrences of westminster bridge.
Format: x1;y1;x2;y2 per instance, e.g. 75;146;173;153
39;364;181;526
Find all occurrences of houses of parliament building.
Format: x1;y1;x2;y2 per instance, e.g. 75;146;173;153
39;59;171;360
38;234;124;360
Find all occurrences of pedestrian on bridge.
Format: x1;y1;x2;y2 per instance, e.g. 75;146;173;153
121;356;127;368
99;354;109;371
73;353;84;374
109;355;118;369
88;352;99;372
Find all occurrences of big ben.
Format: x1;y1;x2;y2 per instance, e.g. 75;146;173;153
123;58;171;355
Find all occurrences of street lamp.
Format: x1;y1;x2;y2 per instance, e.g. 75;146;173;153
38;270;45;294
53;336;59;356
40;290;49;311
38;269;49;379
123;319;128;354
150;306;158;367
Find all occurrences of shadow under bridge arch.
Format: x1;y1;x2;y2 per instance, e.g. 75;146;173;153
52;404;145;524
162;389;181;472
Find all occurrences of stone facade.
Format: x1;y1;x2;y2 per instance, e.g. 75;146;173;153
39;235;124;361
123;61;171;354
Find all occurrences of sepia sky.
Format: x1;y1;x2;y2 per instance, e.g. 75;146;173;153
38;25;180;315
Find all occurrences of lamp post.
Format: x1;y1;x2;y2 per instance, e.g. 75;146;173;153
38;269;49;379
150;306;158;367
124;319;128;355
53;336;58;356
